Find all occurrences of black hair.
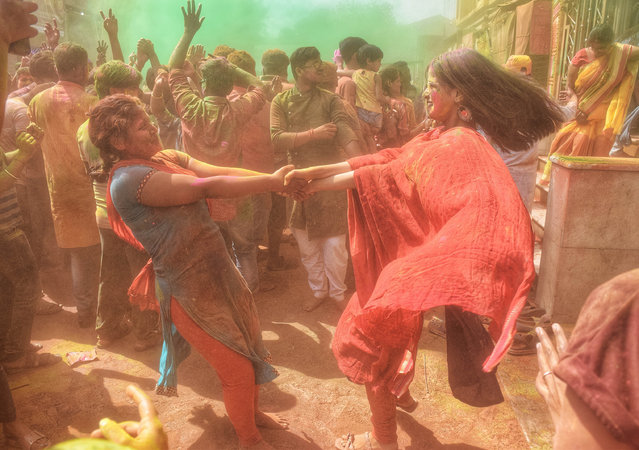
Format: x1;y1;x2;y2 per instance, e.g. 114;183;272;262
356;44;383;68
339;37;368;64
588;23;614;45
29;50;57;82
379;66;400;95
290;47;320;80
430;48;564;151
53;42;88;75
145;65;168;91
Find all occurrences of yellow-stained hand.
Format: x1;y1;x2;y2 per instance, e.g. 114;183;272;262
15;130;39;158
535;324;569;427
25;122;43;142
90;385;168;450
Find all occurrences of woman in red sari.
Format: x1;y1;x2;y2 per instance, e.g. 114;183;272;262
287;48;564;449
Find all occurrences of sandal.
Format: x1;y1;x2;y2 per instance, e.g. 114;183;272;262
35;297;63;315
519;303;546;318
507;332;537;356
396;396;418;413
3;352;61;374
5;428;49;450
303;295;325;312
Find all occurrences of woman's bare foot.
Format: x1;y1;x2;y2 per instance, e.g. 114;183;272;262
255;410;289;430
239;439;275;449
335;431;398;450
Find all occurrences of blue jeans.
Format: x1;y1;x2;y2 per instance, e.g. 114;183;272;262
0;229;40;362
226;194;272;292
96;228;158;339
65;244;100;322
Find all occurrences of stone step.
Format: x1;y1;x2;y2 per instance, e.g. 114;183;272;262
535;172;549;205
537;155;548;173
531;201;546;240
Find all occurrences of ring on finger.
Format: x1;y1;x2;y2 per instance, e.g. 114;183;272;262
542;370;553;377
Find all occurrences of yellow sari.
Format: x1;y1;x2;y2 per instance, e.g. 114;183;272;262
543;44;639;181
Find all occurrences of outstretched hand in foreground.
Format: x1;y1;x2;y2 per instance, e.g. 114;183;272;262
90;385;168;450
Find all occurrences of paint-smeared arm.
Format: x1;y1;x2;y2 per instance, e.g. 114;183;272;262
168;0;204;70
138;165;294;207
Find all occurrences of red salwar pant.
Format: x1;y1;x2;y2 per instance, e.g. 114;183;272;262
171;298;262;446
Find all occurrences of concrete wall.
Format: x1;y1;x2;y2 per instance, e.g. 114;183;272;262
537;156;639;322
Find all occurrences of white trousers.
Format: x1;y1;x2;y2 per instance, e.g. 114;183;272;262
291;227;348;300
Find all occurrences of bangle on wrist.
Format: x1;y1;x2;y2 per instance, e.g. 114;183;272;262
3;168;18;180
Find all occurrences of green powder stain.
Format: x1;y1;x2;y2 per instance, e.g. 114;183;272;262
72;0;422;79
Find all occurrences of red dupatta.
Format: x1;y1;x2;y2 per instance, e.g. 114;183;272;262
333;127;535;387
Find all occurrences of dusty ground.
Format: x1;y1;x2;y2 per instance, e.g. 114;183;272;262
6;236;553;449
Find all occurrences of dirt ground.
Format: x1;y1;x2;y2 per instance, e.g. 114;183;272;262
6;235;553;449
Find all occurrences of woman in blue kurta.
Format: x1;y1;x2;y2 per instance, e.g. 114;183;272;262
89;94;293;449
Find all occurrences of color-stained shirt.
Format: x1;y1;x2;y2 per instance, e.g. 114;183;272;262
169;69;265;167
352;69;382;114
271;86;358;238
29;81;99;248
228;86;273;173
77;119;110;229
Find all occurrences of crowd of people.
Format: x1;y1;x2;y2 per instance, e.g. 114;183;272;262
1;0;638;449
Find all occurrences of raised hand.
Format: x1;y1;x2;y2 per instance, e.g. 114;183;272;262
0;0;38;47
138;38;155;57
136;39;151;70
43;18;59;49
186;44;205;65
312;122;337;140
181;0;204;36
90;385;168;450
100;8;118;36
96;40;108;66
97;40;108;54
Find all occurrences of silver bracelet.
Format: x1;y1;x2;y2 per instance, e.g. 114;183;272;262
3;168;18;180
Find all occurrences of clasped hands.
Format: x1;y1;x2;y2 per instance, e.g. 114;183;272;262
271;165;320;202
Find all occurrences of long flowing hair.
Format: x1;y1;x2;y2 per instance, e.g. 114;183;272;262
431;49;564;151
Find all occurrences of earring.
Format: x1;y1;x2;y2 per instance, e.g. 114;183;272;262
457;105;473;123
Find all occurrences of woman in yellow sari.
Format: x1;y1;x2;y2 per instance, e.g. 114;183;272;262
543;24;639;181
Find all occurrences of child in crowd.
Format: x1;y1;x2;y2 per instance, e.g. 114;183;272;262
352;44;388;134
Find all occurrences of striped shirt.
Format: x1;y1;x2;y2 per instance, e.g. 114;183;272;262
0;153;22;233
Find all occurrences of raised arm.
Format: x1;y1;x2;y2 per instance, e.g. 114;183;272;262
137;38;161;71
168;0;204;70
100;9;123;62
